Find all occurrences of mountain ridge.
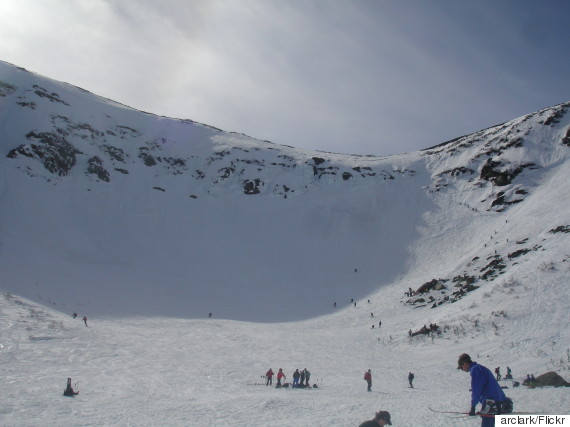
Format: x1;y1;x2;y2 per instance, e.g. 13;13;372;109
0;60;569;325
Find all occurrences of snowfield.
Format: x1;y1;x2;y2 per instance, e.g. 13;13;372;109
0;61;569;426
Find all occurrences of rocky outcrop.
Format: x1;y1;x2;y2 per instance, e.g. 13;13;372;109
7;131;80;176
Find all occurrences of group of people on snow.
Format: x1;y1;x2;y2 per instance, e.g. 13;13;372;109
265;368;312;388
72;312;88;326
494;366;513;381
522;373;536;385
358;353;514;426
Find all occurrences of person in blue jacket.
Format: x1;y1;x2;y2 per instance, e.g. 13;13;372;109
457;353;513;427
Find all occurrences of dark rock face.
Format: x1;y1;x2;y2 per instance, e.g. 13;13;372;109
7;131;80;176
479;159;536;187
562;128;570;147
87;156;110;182
243;179;263;194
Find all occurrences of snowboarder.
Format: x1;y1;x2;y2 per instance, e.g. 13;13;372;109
495;366;501;380
208;312;212;318
364;369;372;392
505;366;512;380
72;312;77;319
82;316;88;327
358;410;392;426
276;368;286;388
458;353;513;427
265;368;274;386
408;372;414;388
63;377;79;397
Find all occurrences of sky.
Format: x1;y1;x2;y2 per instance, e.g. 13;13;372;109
1;0;569;156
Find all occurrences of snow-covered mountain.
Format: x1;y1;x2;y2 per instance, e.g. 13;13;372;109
0;60;568;426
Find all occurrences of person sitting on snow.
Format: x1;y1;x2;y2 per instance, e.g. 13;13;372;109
63;377;79;396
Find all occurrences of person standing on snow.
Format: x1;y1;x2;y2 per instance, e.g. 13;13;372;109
304;368;311;386
82;316;88;327
293;369;301;387
364;369;372;392
495;367;501;381
265;368;274;386
358;410;392;426
408;372;414;388
276;368;286;388
458;353;513;427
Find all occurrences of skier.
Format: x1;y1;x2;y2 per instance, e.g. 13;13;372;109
458;353;513;427
293;369;301;387
63;377;79;397
358;410;392;426
495;367;501;380
265;368;274;386
82;316;88;327
276;368;286;388
300;369;306;387
408;372;414;388
505;366;512;380
364;369;372;392
72;312;77;319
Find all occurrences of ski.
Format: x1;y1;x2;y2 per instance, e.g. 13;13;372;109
428;407;539;416
428;408;494;418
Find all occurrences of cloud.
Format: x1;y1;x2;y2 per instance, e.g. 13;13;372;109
1;0;569;156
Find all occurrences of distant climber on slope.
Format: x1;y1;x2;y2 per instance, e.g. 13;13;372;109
364;369;372;392
408;372;414;388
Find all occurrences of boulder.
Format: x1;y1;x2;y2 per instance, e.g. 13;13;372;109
532;371;570;387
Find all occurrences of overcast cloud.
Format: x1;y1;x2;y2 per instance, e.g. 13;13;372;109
1;0;569;155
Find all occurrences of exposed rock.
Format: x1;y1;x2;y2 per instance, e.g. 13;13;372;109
243;179;263;195
86;156;110;182
532;371;570;387
7;131;80;176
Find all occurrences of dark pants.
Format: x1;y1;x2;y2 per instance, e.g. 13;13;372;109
266;377;272;386
366;380;372;391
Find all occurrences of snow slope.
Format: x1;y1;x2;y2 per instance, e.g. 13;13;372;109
0;61;568;425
